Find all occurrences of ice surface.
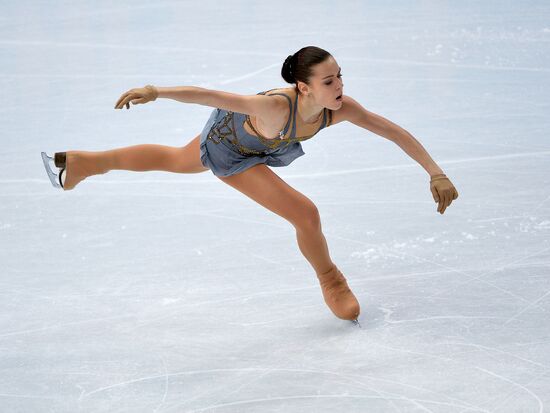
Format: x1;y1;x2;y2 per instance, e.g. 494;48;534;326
1;1;550;412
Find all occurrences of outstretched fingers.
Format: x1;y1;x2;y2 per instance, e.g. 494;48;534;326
115;92;137;109
115;93;149;109
115;93;128;109
440;191;450;214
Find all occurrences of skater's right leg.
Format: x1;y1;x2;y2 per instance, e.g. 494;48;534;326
58;133;208;190
217;164;360;321
217;164;335;274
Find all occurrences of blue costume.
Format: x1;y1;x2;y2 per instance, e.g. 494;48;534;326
199;88;333;177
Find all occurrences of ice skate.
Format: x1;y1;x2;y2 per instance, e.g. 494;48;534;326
316;265;360;321
41;152;64;189
41;151;110;191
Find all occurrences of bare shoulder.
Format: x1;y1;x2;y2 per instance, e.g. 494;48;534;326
263;86;294;118
328;94;365;126
328;94;401;141
252;87;292;130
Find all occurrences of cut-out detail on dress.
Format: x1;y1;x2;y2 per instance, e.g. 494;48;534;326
243;89;327;144
244;89;293;140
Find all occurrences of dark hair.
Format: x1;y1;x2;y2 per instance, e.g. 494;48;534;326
281;46;332;95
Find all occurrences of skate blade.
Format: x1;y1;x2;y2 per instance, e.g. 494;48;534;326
351;319;362;328
41;152;62;189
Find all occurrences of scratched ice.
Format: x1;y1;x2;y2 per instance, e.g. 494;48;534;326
1;1;550;412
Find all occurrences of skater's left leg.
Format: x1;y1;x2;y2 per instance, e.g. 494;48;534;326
56;134;207;190
96;133;207;174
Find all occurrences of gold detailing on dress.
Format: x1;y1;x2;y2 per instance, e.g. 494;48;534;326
206;110;234;145
206;111;266;156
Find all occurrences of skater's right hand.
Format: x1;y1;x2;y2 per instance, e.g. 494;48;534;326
430;174;459;215
115;85;158;109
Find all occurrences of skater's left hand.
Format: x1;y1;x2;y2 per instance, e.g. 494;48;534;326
114;85;158;110
430;174;458;215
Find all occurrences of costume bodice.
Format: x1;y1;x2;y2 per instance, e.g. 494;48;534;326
205;88;333;157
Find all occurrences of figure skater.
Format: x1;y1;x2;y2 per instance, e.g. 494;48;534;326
41;46;459;324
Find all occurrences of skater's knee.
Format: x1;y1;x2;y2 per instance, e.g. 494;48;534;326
217;164;321;228
292;201;321;232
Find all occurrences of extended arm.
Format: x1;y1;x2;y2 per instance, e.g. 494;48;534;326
341;95;458;214
114;85;284;119
156;86;284;118
341;95;444;177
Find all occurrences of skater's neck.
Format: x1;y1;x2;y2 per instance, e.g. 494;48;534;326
296;92;324;124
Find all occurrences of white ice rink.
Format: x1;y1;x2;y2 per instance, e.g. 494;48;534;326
2;1;550;412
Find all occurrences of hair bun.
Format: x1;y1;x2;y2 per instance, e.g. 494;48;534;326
285;54;294;75
280;46;332;91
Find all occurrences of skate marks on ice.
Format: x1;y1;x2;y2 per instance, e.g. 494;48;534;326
336;231;550;320
317;234;549;410
78;366;496;413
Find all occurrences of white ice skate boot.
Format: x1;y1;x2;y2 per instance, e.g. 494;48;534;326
41;151;110;191
41;152;66;189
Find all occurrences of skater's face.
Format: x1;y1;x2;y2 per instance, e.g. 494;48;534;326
298;56;344;110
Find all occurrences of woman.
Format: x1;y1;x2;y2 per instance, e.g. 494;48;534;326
41;46;458;324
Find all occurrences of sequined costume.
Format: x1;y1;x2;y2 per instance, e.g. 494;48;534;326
199;88;333;177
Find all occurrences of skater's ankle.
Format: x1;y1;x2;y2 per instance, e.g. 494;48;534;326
91;151;114;174
318;264;337;276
